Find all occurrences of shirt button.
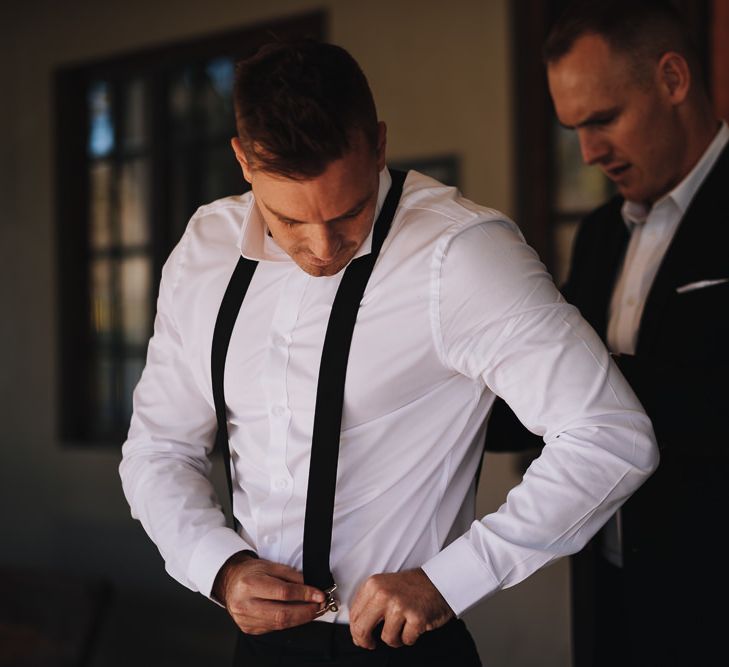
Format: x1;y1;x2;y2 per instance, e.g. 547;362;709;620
274;334;289;347
271;405;285;417
275;478;289;490
263;534;278;545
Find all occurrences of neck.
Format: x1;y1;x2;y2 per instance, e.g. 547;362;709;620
679;98;720;180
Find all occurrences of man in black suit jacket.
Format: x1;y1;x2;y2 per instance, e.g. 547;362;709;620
487;1;729;664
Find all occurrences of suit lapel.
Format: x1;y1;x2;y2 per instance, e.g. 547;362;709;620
636;142;729;354
592;201;629;339
570;197;628;340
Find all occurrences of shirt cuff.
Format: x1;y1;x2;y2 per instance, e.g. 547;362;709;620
186;525;255;598
421;531;501;617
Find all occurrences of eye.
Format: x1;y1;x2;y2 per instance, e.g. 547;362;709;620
339;206;366;222
590;112;617;128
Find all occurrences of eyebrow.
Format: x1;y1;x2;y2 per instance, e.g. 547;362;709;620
261;191;374;225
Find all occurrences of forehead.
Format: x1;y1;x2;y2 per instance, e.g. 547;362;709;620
547;33;641;123
256;141;377;222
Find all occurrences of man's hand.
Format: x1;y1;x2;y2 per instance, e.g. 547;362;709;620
349;568;454;649
213;551;326;634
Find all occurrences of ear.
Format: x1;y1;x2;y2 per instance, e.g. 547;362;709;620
375;121;387;171
657;51;690;105
231;137;253;183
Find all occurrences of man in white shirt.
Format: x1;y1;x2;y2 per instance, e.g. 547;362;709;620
120;39;658;666
489;1;728;665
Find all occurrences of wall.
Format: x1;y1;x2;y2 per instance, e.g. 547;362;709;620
0;1;570;665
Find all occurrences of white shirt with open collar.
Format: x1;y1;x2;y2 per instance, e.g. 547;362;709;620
120;167;657;621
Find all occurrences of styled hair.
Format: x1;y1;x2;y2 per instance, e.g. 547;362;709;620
233;39;379;179
543;0;702;84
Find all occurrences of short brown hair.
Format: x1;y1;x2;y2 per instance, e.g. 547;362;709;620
233;40;379;179
544;0;702;85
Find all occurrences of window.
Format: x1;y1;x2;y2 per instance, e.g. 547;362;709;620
550;122;612;285
56;13;325;444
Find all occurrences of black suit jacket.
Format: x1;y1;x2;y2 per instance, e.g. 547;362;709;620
486;143;729;663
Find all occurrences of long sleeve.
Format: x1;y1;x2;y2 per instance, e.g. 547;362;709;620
119;233;252;597
421;220;658;615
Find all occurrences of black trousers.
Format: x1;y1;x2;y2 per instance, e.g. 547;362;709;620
588;555;727;667
233;618;482;666
575;457;729;667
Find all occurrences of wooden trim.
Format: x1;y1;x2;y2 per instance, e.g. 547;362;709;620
55;12;327;79
712;0;729;121
54;12;326;444
55;68;93;440
510;0;562;270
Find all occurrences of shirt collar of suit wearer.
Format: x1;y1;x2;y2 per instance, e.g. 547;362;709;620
237;167;392;264
621;120;729;228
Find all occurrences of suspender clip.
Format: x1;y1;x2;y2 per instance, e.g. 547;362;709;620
315;583;339;616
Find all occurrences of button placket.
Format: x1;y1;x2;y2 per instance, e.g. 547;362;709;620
258;269;308;561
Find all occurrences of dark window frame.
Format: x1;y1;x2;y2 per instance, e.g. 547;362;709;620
55;12;326;445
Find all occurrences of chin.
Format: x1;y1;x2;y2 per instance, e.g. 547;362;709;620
618;185;643;203
297;251;356;277
299;260;347;277
617;179;661;206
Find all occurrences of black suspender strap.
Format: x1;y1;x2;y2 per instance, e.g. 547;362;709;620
302;169;406;597
210;169;407;601
211;256;259;530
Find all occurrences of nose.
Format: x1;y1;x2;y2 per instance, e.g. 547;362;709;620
309;226;341;260
577;129;610;166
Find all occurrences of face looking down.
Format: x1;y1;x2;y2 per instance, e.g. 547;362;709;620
233;123;387;277
547;33;691;206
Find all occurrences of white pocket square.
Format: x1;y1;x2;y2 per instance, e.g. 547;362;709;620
675;278;729;294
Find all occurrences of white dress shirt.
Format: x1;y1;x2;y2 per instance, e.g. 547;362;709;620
120;168;657;621
608;122;729;355
599;122;728;567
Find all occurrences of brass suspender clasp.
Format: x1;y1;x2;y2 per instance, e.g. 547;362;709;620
315;583;339;617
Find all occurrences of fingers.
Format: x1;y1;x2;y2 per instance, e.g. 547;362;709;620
400;617;426;646
222;557;326;634
380;614;405;648
353;605;420;649
248;572;324;604
262;561;306;584
349;569;455;650
227;559;324;607
233;598;322;634
349;596;384;649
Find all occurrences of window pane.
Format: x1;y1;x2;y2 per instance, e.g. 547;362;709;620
170;68;195;143
170;152;189;239
553;218;580;288
122;356;146;427
119;256;152;345
119;158;151;247
202;143;246;204
554;123;610;214
90;258;115;340
170;59;235;143
93;353;116;436
88;81;115;158
123;77;148;152
90;161;113;249
202;58;235;137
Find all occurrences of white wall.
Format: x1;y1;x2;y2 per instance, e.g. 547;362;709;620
0;1;570;665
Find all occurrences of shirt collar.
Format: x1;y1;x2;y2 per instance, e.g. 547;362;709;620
238;166;392;263
621;121;729;228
